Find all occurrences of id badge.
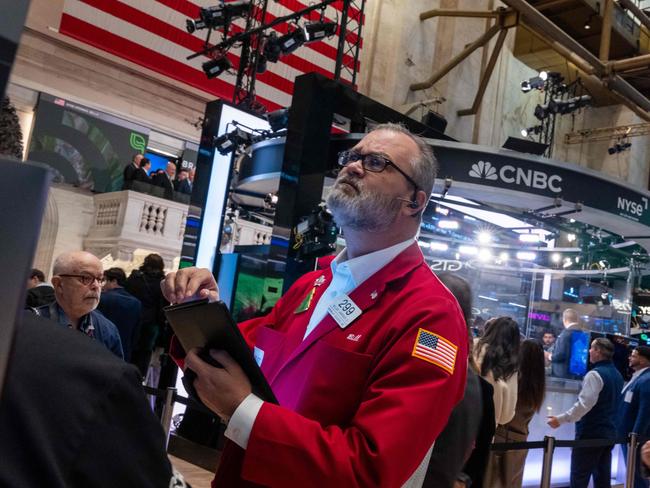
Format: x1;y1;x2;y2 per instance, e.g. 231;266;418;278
327;294;362;329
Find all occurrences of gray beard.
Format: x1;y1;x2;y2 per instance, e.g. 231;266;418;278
326;180;402;232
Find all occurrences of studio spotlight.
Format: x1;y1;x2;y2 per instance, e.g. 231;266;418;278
278;27;307;55
186;2;249;33
608;140;632;154
521;75;545;93
303;21;337;43
202;54;232;79
521;125;542;138
539;71;548;81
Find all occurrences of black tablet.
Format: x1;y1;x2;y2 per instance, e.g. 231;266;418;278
164;299;277;404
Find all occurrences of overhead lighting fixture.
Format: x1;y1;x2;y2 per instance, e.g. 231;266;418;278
186;1;249;33
202;54;232;79
477;231;492;244
521;76;545;93
435;206;450;216
516;251;537;261
278;27;307;55
563;257;572;268
438;220;459;230
538;71;549;81
608;140;632;154
459;245;478;255
551;253;561;263
567;233;577;243
430;241;449;251
521;125;543;138
584;13;595;30
519;233;542;243
478;295;499;302
508;302;527;308
303;21;337;43
499;252;509;262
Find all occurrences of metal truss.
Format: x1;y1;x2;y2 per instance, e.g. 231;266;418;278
334;0;366;85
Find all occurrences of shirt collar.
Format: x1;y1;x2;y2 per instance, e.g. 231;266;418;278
331;238;415;288
55;304;95;336
632;366;650;380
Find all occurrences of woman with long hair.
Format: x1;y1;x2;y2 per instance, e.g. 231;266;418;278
473;316;521;425
485;339;546;488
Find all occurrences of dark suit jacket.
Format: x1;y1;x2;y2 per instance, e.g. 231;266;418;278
175;178;192;195
423;369;496;488
122;163;139;189
0;312;173;487
25;284;55;308
152;173;174;198
618;368;650;437
134;167;152;183
98;287;142;361
551;324;583;378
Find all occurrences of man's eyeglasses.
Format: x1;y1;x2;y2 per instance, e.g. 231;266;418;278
337;150;419;191
58;274;106;286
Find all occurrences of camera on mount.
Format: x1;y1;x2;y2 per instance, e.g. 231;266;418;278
293;204;338;260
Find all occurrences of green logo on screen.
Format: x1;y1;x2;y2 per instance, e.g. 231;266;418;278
130;133;146;153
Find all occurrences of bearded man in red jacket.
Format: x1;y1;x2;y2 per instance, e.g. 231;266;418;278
163;123;468;487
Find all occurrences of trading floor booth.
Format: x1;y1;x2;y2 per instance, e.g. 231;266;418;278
175;73;650;484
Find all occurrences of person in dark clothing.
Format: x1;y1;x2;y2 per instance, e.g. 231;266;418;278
122;153;143;190
134;157;152;183
0;311;182;487
98;267;142;361
548;338;624;488
125;253;167;377
425;273;496;488
174;168;192;195
25;267;55;308
152;162;176;198
551;308;585;379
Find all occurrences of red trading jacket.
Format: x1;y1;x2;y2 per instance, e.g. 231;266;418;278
214;243;468;487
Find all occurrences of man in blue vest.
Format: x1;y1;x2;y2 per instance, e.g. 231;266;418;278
548;337;623;488
618;346;650;488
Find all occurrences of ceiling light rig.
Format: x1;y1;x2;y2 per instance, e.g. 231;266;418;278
518;71;592;157
186;0;340;112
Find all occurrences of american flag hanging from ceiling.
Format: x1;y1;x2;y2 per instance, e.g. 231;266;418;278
59;0;363;112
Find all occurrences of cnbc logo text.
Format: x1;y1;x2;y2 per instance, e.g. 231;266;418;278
468;160;562;193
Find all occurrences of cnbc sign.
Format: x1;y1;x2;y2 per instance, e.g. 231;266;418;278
468;160;563;194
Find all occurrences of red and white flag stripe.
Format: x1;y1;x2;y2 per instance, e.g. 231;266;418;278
59;0;362;111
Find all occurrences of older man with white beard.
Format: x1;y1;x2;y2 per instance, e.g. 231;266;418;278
35;251;123;358
162;123;468;488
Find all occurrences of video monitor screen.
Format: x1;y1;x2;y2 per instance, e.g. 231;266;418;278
569;330;590;377
144;151;174;174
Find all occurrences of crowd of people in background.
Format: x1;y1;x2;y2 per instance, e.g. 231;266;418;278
26;252;174;394
23;251;650;488
122;152;194;197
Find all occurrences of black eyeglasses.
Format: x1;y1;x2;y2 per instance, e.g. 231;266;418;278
337;150;419;191
58;274;106;286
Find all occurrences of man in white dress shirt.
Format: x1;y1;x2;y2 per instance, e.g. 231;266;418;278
548;338;623;488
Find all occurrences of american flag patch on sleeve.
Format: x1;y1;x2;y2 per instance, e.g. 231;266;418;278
412;328;458;374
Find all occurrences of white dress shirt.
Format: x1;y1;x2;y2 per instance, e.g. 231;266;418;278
557;369;604;424
622;366;649;393
224;238;415;449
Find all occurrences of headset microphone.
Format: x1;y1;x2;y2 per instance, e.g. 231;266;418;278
396;197;418;209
